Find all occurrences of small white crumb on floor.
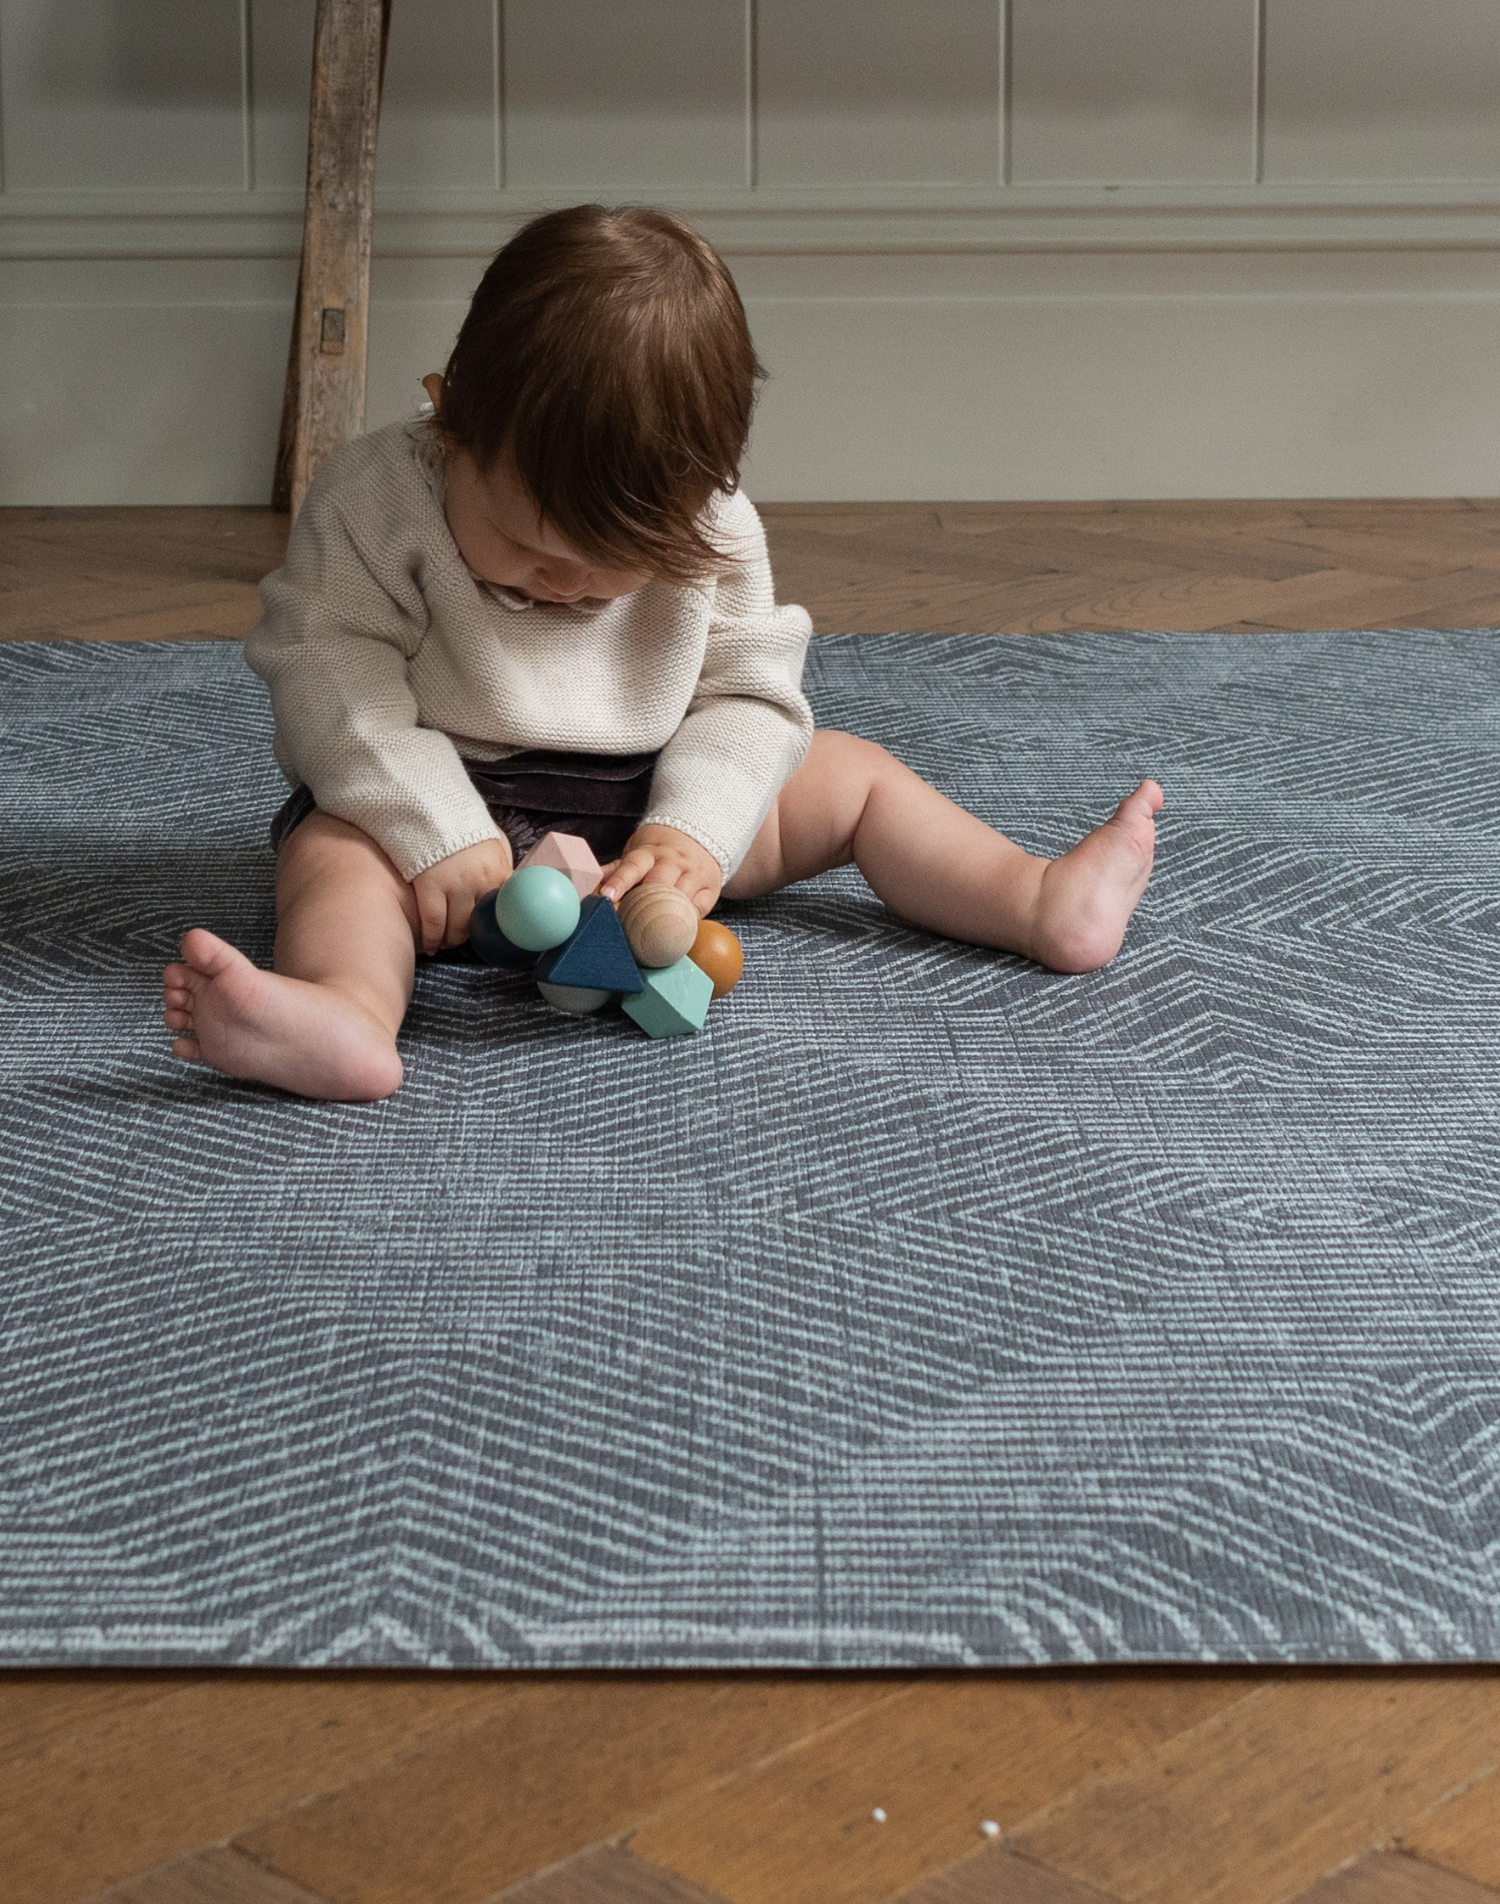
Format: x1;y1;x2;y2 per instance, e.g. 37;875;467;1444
871;1807;887;1824
979;1819;1001;1838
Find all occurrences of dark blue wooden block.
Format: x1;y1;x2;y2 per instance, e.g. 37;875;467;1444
535;894;644;994
468;889;536;970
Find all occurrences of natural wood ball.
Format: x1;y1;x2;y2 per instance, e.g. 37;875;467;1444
618;884;699;969
688;919;744;999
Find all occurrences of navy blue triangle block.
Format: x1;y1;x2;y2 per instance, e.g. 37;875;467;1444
535;894;644;994
468;889;536;970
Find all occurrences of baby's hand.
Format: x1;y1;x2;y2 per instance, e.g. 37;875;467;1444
410;836;515;953
600;824;722;916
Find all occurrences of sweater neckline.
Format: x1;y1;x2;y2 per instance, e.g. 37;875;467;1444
406;414;609;618
484;581;611;616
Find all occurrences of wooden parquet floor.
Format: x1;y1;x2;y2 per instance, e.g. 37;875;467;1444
3;498;1500;1904
4;498;1499;644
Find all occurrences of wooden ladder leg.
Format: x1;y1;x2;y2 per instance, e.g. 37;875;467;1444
272;0;393;517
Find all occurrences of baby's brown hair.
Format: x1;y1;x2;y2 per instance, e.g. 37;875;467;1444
434;204;763;583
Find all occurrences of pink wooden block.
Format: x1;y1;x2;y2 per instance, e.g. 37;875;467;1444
517;830;603;899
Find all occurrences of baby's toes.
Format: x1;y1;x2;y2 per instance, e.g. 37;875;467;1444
171;1035;202;1060
1118;780;1163;829
163;1006;194;1032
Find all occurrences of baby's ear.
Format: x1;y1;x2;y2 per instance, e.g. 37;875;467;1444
420;372;445;416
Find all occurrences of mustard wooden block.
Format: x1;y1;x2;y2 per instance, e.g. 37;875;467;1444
621;956;714;1038
618;884;699;969
517;830;603;899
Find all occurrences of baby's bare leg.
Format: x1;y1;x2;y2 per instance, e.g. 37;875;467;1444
161;813;416;1101
723;730;1162;972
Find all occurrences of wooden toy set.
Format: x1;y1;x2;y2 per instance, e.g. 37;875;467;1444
469;830;743;1039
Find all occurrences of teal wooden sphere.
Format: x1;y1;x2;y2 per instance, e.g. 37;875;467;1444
494;865;581;951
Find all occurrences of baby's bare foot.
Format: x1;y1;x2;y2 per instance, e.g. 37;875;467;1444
162;928;402;1102
1030;779;1164;973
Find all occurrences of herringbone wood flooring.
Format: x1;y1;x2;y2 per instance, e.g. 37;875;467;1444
4;498;1500;644
3;499;1500;1904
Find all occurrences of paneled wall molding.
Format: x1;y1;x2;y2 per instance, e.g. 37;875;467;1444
4;183;1500;261
5;0;1500;503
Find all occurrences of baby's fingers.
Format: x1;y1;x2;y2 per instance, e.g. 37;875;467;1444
445;890;481;949
599;846;656;902
413;880;448;955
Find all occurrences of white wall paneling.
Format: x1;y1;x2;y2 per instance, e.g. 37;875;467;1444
1008;0;1254;183
0;257;296;504
730;250;1500;502
2;0;1499;504
1263;0;1500;183
379;0;498;191
248;0;316;192
755;0;1001;187
504;0;746;189
0;0;247;190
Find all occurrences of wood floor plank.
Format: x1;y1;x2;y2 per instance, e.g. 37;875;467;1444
0;1672;193;1766
929;516;1323;586
1244;574;1500;634
237;1676;899;1904
626;1672;1255;1904
1286;1850;1500;1901
889;1847;1125;1901
1297;584;1500;636
764;556;1500;638
96;1846;334;1903
1401;1768;1500;1888
756;499;1500;635
1007;1674;1500;1904
1208;525;1500;583
3;1673;528;1904
963;563;1470;638
6;501;1499;644
0;583;266;642
0;507;286;643
0;506;287;586
496;1846;731;1902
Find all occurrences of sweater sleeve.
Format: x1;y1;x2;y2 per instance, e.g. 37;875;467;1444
243;433;506;881
638;492;815;879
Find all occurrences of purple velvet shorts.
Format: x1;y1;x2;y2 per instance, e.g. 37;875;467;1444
268;748;661;867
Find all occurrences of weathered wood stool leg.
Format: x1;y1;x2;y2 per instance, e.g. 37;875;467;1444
272;0;392;517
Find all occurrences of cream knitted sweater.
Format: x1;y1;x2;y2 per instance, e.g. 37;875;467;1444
245;420;815;882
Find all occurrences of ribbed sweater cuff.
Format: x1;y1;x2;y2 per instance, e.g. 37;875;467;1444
391;818;508;883
637;811;736;879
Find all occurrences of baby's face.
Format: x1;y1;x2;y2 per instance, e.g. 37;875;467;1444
442;443;652;608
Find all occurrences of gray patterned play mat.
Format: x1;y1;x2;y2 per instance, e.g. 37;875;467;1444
3;628;1500;1667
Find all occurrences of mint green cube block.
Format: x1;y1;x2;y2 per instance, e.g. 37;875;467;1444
621;955;714;1038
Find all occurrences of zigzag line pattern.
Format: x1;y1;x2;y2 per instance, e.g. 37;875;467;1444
3;629;1500;1666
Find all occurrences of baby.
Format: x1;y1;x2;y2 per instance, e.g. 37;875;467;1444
162;204;1162;1102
